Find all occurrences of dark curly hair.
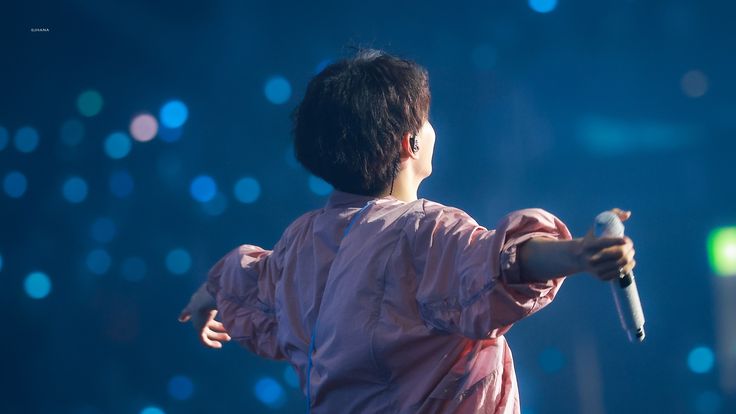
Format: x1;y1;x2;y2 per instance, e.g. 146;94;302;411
292;49;431;196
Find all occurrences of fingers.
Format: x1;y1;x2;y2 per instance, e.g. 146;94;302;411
592;252;637;281
200;330;224;348
589;237;634;264
206;326;232;342
178;310;191;323
586;236;627;253
611;208;632;222
199;310;231;348
589;235;636;281
199;326;231;349
209;320;227;332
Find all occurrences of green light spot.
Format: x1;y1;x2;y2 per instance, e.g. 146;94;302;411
77;90;103;117
708;226;736;277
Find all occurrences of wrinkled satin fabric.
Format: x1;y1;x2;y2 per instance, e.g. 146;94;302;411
207;190;572;413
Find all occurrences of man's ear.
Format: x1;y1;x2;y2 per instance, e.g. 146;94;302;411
400;132;419;159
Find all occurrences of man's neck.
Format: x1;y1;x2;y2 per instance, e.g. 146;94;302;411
380;173;418;202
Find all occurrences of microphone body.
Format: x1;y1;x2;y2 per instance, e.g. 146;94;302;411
594;212;646;343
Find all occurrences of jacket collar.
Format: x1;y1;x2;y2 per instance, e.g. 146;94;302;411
326;190;398;208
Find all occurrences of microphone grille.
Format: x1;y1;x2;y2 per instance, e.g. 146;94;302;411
594;211;625;237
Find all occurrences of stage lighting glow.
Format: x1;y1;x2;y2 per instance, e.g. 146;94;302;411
139;407;164;414
694;390;721;414
91;217;117;244
158;126;183;143
529;0;557;13
264;76;291;105
167;375;194;400
688;346;715;374
24;272;51;299
202;192;228;216
77;90;103;117
62;176;88;203
160;100;188;128
60;119;85;146
308;175;332;196
3;171;28;198
707;227;736;277
166;248;192;275
0;254;3;272
284;145;299;169
86;249;111;275
14;126;40;153
283;365;299;388
681;70;709;98
471;44;497;70
314;58;333;74
104;132;132;159
109;170;134;198
130;113;158;142
539;347;565;373
577;116;692;155
121;257;147;282
71;404;99;414
234;177;261;204
253;377;285;409
157;152;183;180
190;175;217;203
0;126;9;151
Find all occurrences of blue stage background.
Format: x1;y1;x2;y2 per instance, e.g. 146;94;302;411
2;1;735;413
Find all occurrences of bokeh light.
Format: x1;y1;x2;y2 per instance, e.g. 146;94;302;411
77;90;103;117
201;192;228;216
264;76;292;105
3;171;28;198
90;217;117;244
139;407;164;414
539;347;565;373
528;0;558;13
165;249;192;275
253;377;286;409
14;126;40;153
160;100;189;128
120;257;147;282
86;249;112;275
167;375;194;401
60;119;85;146
130;113;159;142
687;346;715;374
24;272;52;299
283;365;299;389
62;176;88;203
190;175;217;203
109;170;134;198
308;175;332;196
104;132;132;159
707;226;736;277
234;177;261;204
0;125;8;151
681;70;709;98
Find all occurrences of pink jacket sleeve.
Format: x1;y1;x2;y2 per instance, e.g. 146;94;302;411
206;242;285;360
414;204;572;339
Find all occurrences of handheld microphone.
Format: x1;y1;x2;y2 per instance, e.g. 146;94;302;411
594;211;646;343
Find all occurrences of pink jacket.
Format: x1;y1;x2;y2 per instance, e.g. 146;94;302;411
206;191;572;413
